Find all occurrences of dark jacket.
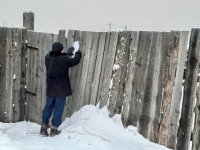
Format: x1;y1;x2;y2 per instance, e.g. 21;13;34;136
45;51;81;97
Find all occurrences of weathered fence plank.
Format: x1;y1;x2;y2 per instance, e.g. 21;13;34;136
19;29;27;121
83;32;100;105
12;28;23;122
128;31;152;126
70;31;87;114
99;32;119;108
177;29;200;150
150;32;170;143
168;31;189;149
138;32;162;139
96;32;111;105
5;28;13;122
192;84;200;150
58;30;67;49
25;31;37;121
122;31;139;126
114;32;131;115
90;32;107;105
158;31;181;146
0;28;8;122
78;32;94;108
108;31;131;116
67;30;82;116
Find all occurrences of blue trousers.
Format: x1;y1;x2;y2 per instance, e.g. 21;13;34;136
42;97;67;127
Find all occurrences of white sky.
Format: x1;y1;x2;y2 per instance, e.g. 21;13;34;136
0;0;200;33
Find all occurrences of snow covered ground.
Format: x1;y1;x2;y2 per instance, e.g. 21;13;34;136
0;105;171;150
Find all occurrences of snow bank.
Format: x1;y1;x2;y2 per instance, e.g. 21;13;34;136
0;105;171;150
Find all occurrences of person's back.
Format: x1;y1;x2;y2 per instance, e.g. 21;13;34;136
45;51;81;97
40;42;81;137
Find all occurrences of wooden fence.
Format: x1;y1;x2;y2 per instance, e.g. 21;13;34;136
1;23;200;149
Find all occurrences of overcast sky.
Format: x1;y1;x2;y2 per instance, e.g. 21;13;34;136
0;0;200;33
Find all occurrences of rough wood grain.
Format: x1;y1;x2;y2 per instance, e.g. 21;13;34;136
128;31;152;126
122;31;139;126
150;32;170;142
167;31;189;149
96;32;111;105
12;28;23;122
99;32;118;108
138;32;162;139
77;32;94;109
108;31;131;116
19;29;27;121
158;31;181;146
83;32;100;105
177;29;200;150
114;31;131;115
0;28;8;122
90;32;107;105
5;28;13;122
192;84;200;150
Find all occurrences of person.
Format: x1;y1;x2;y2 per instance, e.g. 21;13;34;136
40;42;81;137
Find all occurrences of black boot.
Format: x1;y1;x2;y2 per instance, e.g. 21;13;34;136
40;124;49;136
50;126;61;137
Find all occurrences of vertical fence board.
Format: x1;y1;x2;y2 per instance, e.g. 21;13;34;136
0;28;8;122
5;29;13;122
158;31;181;146
12;28;23;122
19;29;27;121
168;31;189;149
90;32;107;105
96;32;111;105
99;32;118;108
122;31;139;126
108;31;131;116
36;32;44;124
138;32;162;139
150;32;170;142
67;30;82;117
114;31;131;115
71;31;87;113
193;84;200;150
128;31;152;126
25;31;38;122
83;32;100;105
177;29;200;150
58;30;67;49
77;32;94;108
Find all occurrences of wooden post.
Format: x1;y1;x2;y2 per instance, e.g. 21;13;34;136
23;11;34;30
177;29;200;150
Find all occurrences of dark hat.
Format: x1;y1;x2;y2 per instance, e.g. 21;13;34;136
52;42;64;54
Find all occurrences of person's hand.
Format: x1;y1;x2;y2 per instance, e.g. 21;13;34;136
66;47;74;55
